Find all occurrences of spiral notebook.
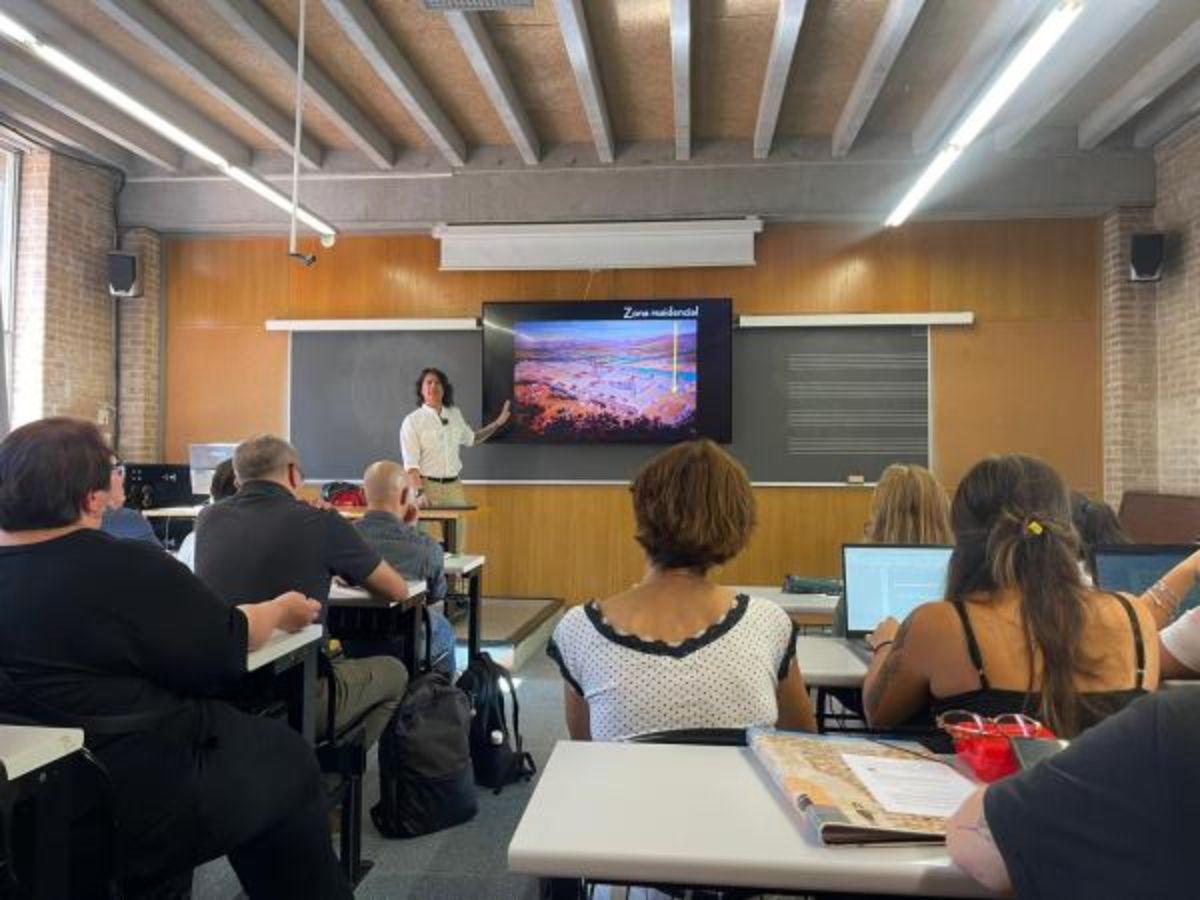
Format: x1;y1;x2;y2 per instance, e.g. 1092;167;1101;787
748;728;975;845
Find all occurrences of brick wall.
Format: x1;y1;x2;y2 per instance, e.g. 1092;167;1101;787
1153;119;1200;494
12;150;115;438
1100;117;1200;503
11;149;163;458
11;151;49;428
1101;206;1158;505
117;227;161;462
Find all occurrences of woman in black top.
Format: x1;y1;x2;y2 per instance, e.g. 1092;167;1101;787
861;455;1159;738
0;418;351;898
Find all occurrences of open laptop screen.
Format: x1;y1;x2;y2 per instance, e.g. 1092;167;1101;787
842;545;953;636
1092;544;1200;615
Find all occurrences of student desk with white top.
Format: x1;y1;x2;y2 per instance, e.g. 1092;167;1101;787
733;585;840;632
327;580;426;673
445;553;486;660
794;636;870;733
509;740;993;899
244;623;323;744
0;726;85;899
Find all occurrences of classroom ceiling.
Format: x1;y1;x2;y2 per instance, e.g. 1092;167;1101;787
1;0;1197;230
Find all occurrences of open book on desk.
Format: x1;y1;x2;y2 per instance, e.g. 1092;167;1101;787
748;728;975;845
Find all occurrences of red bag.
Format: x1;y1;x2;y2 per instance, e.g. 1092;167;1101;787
320;481;365;508
937;711;1056;782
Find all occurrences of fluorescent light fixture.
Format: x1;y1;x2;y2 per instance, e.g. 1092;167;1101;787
34;45;227;168
0;12;36;45
0;13;338;238
885;0;1083;227
227;166;336;237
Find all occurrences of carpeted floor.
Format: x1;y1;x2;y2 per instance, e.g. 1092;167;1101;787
192;651;567;899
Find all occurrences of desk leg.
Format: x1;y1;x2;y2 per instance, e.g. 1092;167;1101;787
540;877;585;899
299;645;318;745
443;518;457;554
402;605;420;676
26;764;71;900
815;687;828;734
467;571;482;662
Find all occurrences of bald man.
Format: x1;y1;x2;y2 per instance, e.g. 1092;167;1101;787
351;460;457;675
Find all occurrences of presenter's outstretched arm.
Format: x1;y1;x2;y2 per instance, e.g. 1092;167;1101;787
473;400;511;445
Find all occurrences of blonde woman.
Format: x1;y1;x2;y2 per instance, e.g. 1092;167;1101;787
864;464;952;545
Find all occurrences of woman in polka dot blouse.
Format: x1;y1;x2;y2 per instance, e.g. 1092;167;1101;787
547;439;816;741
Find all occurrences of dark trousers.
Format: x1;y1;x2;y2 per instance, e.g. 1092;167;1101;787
92;704;353;899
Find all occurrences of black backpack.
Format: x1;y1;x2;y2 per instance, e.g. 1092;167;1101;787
456;653;536;793
371;670;478;838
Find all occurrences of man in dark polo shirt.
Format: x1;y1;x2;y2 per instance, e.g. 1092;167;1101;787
195;434;412;747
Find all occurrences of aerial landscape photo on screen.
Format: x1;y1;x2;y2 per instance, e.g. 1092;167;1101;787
511;318;698;441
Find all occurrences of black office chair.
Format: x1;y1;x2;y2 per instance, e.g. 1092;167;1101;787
314;653;372;887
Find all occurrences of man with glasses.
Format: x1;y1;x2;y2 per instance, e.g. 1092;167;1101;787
99;456;161;546
194;434;411;748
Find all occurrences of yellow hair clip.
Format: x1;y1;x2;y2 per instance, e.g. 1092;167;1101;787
1025;520;1044;536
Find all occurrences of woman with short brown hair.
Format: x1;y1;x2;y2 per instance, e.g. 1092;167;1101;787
548;440;816;741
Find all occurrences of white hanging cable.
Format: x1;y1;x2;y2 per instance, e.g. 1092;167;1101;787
288;0;314;264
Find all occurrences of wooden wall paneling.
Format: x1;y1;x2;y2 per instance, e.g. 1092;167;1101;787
931;318;1102;494
926;219;1100;321
164;221;1104;602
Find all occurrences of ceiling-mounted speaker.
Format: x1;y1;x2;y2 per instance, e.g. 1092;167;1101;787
107;251;142;298
1130;232;1165;283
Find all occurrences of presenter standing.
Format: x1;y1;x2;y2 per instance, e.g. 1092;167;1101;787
399;367;509;551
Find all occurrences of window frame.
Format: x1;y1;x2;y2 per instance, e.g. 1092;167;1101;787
0;146;19;430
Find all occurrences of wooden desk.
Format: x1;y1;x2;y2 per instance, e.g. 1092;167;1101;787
327;580;426;673
244;624;323;744
732;585;839;632
0;726;85;899
509;741;992;898
445;553;486;660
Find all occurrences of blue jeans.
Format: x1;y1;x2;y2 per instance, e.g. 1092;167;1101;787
342;608;456;678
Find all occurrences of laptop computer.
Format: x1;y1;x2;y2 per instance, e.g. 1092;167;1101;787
1091;544;1200;616
841;544;954;662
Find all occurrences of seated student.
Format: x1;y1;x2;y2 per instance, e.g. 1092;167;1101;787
862;454;1159;738
947;689;1200;898
547;439;816;741
99;456;160;546
0;417;351;898
195;434;410;748
1070;491;1129;583
176;458;237;571
864;463;952;544
351;460;457;675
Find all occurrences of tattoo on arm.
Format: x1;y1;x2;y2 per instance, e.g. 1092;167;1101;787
863;615;915;714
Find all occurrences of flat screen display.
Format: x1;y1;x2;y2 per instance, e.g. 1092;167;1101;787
842;544;953;635
482;299;733;443
1093;544;1200;615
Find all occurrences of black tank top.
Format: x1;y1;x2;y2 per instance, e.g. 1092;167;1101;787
929;593;1148;735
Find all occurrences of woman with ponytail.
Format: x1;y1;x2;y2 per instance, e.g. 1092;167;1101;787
862;455;1159;738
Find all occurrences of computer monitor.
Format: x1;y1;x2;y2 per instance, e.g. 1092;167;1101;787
1091;544;1200;615
188;443;238;496
841;544;954;636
